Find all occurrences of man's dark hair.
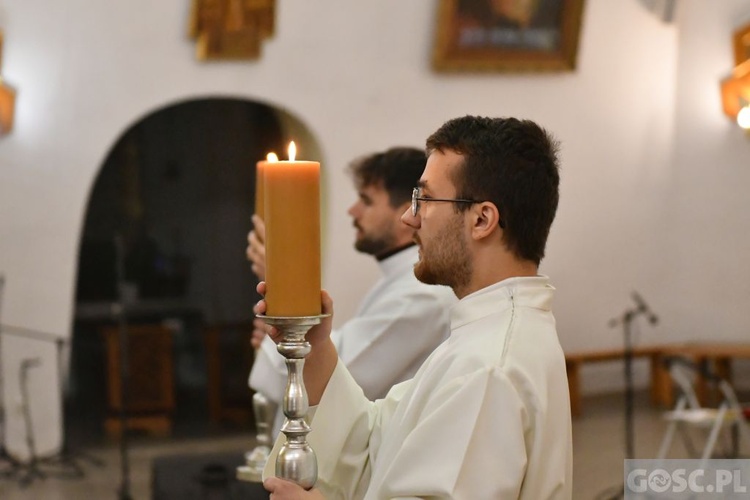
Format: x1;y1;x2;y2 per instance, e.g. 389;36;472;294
348;147;426;208
426;115;560;265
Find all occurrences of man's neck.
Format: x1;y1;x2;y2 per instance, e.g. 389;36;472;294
454;253;538;299
375;242;416;262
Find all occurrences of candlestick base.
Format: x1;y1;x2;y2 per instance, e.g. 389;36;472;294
255;313;329;490
237;390;277;483
237;443;270;482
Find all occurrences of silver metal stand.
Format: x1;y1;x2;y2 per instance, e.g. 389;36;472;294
236;391;277;482
237;314;325;490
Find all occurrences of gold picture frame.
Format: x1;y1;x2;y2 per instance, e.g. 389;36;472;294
433;0;586;72
188;0;275;61
733;22;750;66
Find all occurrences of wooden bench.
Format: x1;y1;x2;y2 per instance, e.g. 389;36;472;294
565;345;668;417
566;342;750;417
655;343;750;408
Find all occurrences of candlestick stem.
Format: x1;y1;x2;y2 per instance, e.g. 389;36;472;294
257;314;326;490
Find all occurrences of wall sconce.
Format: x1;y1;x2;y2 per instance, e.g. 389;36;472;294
721;23;750;131
0;31;16;135
0;82;15;135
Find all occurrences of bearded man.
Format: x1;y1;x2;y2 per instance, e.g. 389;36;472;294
261;115;572;500
247;147;455;435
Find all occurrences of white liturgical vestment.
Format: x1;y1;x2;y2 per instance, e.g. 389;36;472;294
264;275;572;499
249;245;455;435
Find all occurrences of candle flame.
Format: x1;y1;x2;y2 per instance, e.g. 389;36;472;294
266;152;279;162
288;141;297;161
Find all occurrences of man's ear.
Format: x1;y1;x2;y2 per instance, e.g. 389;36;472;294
470;202;502;241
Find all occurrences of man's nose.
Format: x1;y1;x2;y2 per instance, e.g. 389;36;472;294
347;202;358;217
401;207;419;228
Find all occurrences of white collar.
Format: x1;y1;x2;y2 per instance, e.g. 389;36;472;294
451;276;554;331
377;245;419;278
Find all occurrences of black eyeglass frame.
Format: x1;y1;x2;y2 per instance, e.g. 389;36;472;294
410;187;505;228
410;187;481;216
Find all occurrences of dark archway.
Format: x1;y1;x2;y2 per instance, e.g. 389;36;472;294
68;97;314;444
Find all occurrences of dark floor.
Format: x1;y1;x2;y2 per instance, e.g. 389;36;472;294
1;390;749;499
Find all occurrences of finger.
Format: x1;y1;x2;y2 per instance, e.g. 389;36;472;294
257;281;267;296
248;233;264;261
251;263;266;280
249;231;265;254
254;298;267;316
319;289;334;335
253;319;268;338
263;476;280;492
321;289;333;315
253;326;269;343
246;231;256;262
252;215;266;243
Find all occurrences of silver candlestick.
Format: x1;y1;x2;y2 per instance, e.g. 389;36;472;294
255;314;326;490
237;390;277;482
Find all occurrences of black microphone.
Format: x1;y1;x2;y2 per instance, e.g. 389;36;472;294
631;291;659;325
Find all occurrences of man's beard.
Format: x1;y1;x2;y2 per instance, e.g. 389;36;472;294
353;225;396;257
413;215;471;290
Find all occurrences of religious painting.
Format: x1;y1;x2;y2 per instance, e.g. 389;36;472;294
188;0;275;60
734;22;750;66
433;0;586;72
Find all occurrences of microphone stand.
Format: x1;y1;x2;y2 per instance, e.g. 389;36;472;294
39;337;105;477
0;324;90;486
0;273;23;479
597;292;659;500
619;310;638;461
17;357;44;487
113;234;133;500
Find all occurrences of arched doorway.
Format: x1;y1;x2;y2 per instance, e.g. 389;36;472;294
68;97;322;444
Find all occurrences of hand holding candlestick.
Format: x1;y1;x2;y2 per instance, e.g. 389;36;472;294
250;282;334;490
239;141;325;489
247;215;267;280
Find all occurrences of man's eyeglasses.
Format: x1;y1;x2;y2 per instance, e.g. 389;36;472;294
410;187;480;217
410;187;505;228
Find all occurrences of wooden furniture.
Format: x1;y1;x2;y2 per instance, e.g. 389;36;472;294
656;360;750;460
655;343;750;408
565;345;665;417
565;342;750;418
204;323;255;425
102;323;175;437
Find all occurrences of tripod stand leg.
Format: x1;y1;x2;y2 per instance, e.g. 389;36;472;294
37;337;105;479
15;357;47;487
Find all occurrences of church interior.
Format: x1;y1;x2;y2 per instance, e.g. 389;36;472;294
1;0;750;498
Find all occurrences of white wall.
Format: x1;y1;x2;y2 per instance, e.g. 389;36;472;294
660;0;750;383
0;0;745;458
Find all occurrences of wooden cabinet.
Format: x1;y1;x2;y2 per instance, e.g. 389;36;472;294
204;323;255;425
102;323;175;437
